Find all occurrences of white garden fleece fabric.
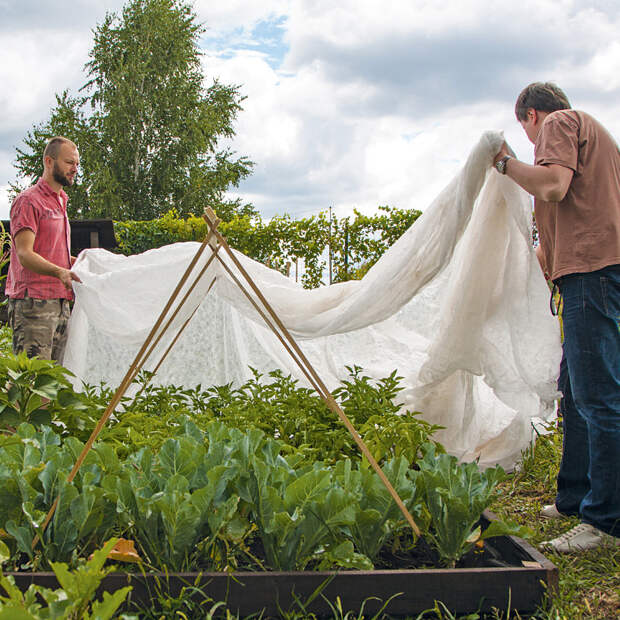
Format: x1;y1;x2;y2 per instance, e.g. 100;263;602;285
64;130;562;470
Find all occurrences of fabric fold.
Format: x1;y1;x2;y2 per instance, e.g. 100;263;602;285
63;130;562;470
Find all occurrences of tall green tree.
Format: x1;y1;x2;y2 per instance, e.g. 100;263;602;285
12;91;99;217
12;0;254;221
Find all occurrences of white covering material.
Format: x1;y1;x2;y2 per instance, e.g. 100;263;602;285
64;131;561;470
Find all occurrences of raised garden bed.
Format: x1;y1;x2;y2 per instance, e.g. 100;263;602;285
0;369;560;617
6;512;558;617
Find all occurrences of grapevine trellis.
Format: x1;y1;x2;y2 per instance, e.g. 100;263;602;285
113;205;423;288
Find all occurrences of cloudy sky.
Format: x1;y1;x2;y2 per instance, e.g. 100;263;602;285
1;0;619;221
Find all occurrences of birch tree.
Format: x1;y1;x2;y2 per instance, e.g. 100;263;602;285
13;0;253;221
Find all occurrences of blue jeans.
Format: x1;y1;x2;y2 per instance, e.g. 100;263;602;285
555;264;620;537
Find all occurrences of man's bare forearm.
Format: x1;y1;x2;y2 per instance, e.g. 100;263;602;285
494;143;573;202
17;246;66;280
14;229;82;290
503;158;571;202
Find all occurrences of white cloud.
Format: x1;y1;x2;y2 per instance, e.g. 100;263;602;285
282;0;619;116
206;0;619;220
0;28;93;219
568;40;620;92
0;30;90;128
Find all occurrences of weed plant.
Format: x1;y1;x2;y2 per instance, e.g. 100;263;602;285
0;325;12;357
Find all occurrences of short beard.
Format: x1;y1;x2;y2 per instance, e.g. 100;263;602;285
52;162;74;187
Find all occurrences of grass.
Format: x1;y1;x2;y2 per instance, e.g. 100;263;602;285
485;423;620;620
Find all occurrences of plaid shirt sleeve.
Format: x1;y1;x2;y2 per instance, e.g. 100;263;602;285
10;193;39;237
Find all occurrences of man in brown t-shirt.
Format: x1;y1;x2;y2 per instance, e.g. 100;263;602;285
493;82;619;552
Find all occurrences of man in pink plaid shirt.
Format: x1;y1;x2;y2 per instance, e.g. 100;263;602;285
5;136;82;363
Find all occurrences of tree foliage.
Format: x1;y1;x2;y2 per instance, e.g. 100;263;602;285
12;0;254;221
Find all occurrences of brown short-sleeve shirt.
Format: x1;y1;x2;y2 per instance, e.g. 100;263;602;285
534;110;620;280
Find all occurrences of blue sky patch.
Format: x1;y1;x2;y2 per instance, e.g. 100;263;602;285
201;15;288;69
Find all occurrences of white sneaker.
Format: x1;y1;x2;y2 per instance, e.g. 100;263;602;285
540;504;565;519
540;523;620;553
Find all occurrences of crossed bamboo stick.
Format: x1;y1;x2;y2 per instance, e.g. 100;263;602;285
35;207;420;550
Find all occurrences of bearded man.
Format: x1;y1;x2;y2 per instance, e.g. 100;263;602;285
5;136;82;362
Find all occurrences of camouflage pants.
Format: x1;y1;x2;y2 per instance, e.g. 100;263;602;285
7;297;71;363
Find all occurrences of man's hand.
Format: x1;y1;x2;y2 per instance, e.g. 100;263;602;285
57;267;82;291
493;142;510;167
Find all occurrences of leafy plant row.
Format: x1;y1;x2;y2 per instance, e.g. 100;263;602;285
0;353;444;467
0;353;527;573
0;418;524;574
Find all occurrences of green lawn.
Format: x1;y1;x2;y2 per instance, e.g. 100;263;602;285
486;426;620;620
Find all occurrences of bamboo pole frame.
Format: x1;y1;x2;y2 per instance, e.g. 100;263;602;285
201;208;420;536
35;205;420;549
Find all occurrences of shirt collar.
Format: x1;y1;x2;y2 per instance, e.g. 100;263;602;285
36;178;68;205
